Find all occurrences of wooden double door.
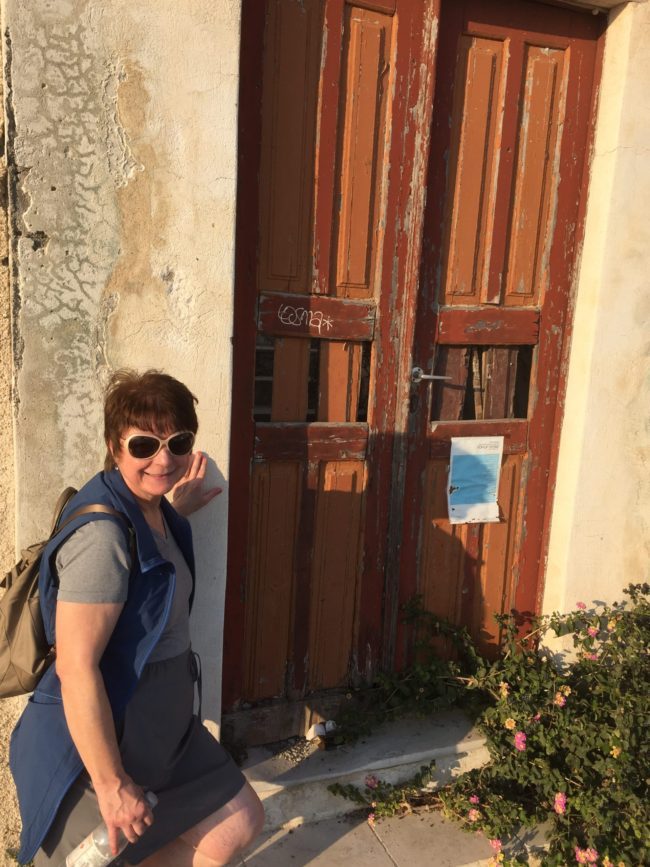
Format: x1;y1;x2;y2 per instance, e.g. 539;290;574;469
224;0;604;738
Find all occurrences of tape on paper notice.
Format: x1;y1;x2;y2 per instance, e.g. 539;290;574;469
447;436;504;524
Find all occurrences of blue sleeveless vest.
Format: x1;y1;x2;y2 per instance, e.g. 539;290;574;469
9;470;195;864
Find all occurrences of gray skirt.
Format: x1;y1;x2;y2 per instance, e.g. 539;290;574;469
35;650;246;866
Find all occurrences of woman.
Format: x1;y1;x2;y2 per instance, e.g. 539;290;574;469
10;370;264;866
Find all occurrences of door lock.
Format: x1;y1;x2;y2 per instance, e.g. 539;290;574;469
411;366;452;384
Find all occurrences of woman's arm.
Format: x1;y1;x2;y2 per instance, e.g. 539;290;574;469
56;601;153;854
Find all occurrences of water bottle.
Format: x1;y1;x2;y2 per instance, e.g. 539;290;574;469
65;791;158;866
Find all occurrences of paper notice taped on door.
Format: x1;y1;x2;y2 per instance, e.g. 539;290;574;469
447;436;504;524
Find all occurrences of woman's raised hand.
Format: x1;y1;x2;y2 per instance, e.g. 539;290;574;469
171;451;222;516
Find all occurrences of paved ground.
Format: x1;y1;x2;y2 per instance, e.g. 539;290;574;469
240;810;495;866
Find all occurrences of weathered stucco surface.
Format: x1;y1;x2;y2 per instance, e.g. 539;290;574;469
544;0;650;615
1;1;241;856
0;59;22;866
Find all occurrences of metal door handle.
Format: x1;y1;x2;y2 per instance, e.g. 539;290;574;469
411;366;452;384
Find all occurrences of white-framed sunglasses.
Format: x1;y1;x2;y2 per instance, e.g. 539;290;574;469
122;431;196;460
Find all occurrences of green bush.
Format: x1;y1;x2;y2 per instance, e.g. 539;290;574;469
331;584;650;867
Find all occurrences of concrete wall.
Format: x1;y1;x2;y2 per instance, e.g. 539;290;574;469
543;0;650;614
3;0;241;733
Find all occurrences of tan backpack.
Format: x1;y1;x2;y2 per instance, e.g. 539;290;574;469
0;488;130;698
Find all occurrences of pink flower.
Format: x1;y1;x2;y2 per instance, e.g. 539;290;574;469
532;712;541;722
554;792;567;815
514;731;527;751
367;812;375;826
489;839;502;851
583;652;599;661
576;601;587;610
587;626;599;637
469;795;480;804
575;846;599;864
365;774;379;790
468;808;481;822
554;692;567;707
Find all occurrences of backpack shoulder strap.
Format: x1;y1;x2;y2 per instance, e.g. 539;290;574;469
50;487;78;534
53;504;136;566
58;503;129;533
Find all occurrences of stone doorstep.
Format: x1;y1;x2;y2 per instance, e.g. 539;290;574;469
241;709;491;832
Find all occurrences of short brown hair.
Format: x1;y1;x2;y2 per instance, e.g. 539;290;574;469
104;369;198;471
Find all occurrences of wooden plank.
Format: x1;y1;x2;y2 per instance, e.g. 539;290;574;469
270;337;310;421
308;461;366;689
505;45;567;305
254;422;368;462
459;523;482;646
258;0;321;293
310;0;343;296
483;347;518;419
258;292;376;340
444;36;505;304
243;462;301;700
318;341;363;422
418;460;465;623
428;419;528;457
477;454;523;655
288;460;319;698
431;347;467;421
334;5;393;297
437;307;540;345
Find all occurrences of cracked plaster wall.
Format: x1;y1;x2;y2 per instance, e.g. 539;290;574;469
3;0;241;752
544;0;650;613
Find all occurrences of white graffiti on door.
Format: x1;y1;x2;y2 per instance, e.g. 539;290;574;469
277;304;334;335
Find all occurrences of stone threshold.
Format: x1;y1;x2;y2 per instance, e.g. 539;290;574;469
242;709;491;832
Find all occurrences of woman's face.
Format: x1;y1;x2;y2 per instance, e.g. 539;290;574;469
111;425;192;505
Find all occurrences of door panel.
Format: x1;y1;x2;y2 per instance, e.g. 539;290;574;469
258;0;321;293
226;0;439;727
334;5;394;298
308;460;366;689
504;44;567;304
443;34;506;304
243;462;302;699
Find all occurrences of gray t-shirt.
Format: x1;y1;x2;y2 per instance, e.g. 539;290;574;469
55;518;192;663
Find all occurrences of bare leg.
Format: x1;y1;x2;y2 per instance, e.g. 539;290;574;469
138;782;264;867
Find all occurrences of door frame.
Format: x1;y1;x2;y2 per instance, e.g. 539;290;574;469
223;0;606;714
